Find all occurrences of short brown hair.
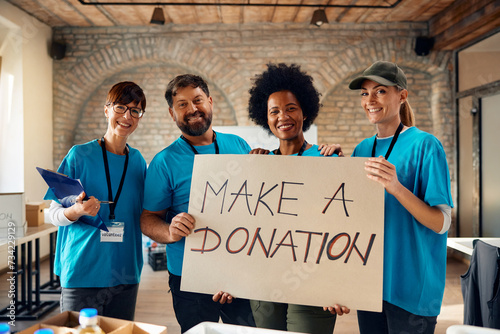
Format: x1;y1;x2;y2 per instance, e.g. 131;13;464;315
106;81;146;111
164;74;210;108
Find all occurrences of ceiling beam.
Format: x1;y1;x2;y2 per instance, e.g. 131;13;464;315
430;0;500;50
78;0;403;8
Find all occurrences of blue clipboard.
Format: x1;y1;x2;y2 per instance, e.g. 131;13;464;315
37;167;108;231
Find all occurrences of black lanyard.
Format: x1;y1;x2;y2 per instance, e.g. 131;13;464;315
181;131;219;155
273;140;308;156
371;123;404;160
100;137;129;221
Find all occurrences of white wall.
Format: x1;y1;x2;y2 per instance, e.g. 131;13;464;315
0;1;53;269
0;1;53;202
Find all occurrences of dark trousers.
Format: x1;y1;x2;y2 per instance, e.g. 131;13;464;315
358;301;437;334
168;273;256;333
251;300;336;334
61;284;139;320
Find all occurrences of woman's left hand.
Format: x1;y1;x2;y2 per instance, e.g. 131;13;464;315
364;157;402;195
318;144;343;157
212;291;233;304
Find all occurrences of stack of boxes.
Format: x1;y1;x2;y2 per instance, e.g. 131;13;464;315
148;245;167;271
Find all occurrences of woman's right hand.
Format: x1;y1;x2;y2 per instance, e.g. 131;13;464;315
63;192;101;221
213;291;233;304
323;304;350;316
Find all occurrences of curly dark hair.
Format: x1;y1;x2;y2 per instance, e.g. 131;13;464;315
248;63;321;135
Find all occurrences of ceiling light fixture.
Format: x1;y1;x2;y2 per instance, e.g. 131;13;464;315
150;7;165;25
310;9;328;27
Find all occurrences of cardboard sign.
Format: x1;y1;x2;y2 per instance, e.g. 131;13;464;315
182;155;384;312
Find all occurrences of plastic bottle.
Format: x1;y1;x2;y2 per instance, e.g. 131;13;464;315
0;323;10;334
76;308;105;334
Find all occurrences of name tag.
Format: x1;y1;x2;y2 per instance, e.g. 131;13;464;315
101;222;124;242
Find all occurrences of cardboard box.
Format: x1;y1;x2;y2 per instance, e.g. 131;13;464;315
0;193;25;229
19;311;167;334
26;202;45;227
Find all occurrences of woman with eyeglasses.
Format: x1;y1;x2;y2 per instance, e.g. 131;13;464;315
45;81;147;320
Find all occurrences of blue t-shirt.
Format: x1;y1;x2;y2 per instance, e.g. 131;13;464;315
269;144;338;157
352;127;453;316
144;132;251;276
44;140;146;288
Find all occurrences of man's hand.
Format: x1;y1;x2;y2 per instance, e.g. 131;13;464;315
318;144;344;157
249;148;270;154
169;212;195;242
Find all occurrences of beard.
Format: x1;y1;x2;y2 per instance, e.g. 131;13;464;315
176;110;213;137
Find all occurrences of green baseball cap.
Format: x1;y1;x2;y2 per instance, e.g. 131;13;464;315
349;61;407;90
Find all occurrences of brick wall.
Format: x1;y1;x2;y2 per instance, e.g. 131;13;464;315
52;22;456;216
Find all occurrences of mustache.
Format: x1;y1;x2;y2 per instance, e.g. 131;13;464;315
184;111;206;122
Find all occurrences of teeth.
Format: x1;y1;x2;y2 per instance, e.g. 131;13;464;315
118;122;130;127
368;108;382;113
278;124;293;130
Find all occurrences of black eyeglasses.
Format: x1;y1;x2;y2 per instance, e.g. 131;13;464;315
109;103;144;119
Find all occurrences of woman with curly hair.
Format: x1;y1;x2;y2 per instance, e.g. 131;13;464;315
247;63;348;333
247;63;339;157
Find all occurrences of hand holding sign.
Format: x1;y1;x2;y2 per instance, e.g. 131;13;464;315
170;212;195;242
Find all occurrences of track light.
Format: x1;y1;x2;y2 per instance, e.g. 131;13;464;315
310;9;328;27
150;7;165;25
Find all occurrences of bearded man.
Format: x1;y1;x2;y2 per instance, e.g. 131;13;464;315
140;74;255;333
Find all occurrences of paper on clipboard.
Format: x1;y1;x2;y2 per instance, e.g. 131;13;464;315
37;167;108;231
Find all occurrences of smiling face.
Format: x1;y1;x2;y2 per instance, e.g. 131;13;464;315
267;90;305;143
169;85;213;137
360;79;407;131
104;101;141;140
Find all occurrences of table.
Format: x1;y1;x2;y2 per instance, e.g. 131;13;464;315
0;223;60;321
447;237;500;256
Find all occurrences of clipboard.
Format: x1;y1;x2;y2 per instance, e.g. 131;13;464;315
37;167;108;231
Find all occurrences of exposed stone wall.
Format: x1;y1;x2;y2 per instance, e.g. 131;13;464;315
52;22;456;226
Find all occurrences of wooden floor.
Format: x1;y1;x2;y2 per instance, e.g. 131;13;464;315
1;254;468;334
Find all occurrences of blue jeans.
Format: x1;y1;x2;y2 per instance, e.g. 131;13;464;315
61;284;139;320
168;273;255;333
358;301;437;334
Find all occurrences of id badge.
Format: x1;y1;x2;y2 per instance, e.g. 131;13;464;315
101;221;125;242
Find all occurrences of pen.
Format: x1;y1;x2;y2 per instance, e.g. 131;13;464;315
69;198;114;204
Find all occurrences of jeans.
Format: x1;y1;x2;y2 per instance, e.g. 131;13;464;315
358;301;437;334
168;273;255;333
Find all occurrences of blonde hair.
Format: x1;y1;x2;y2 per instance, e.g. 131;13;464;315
398;86;415;127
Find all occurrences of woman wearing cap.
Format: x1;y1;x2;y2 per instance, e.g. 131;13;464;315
214;63;349;334
346;61;453;333
45;81;147;320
